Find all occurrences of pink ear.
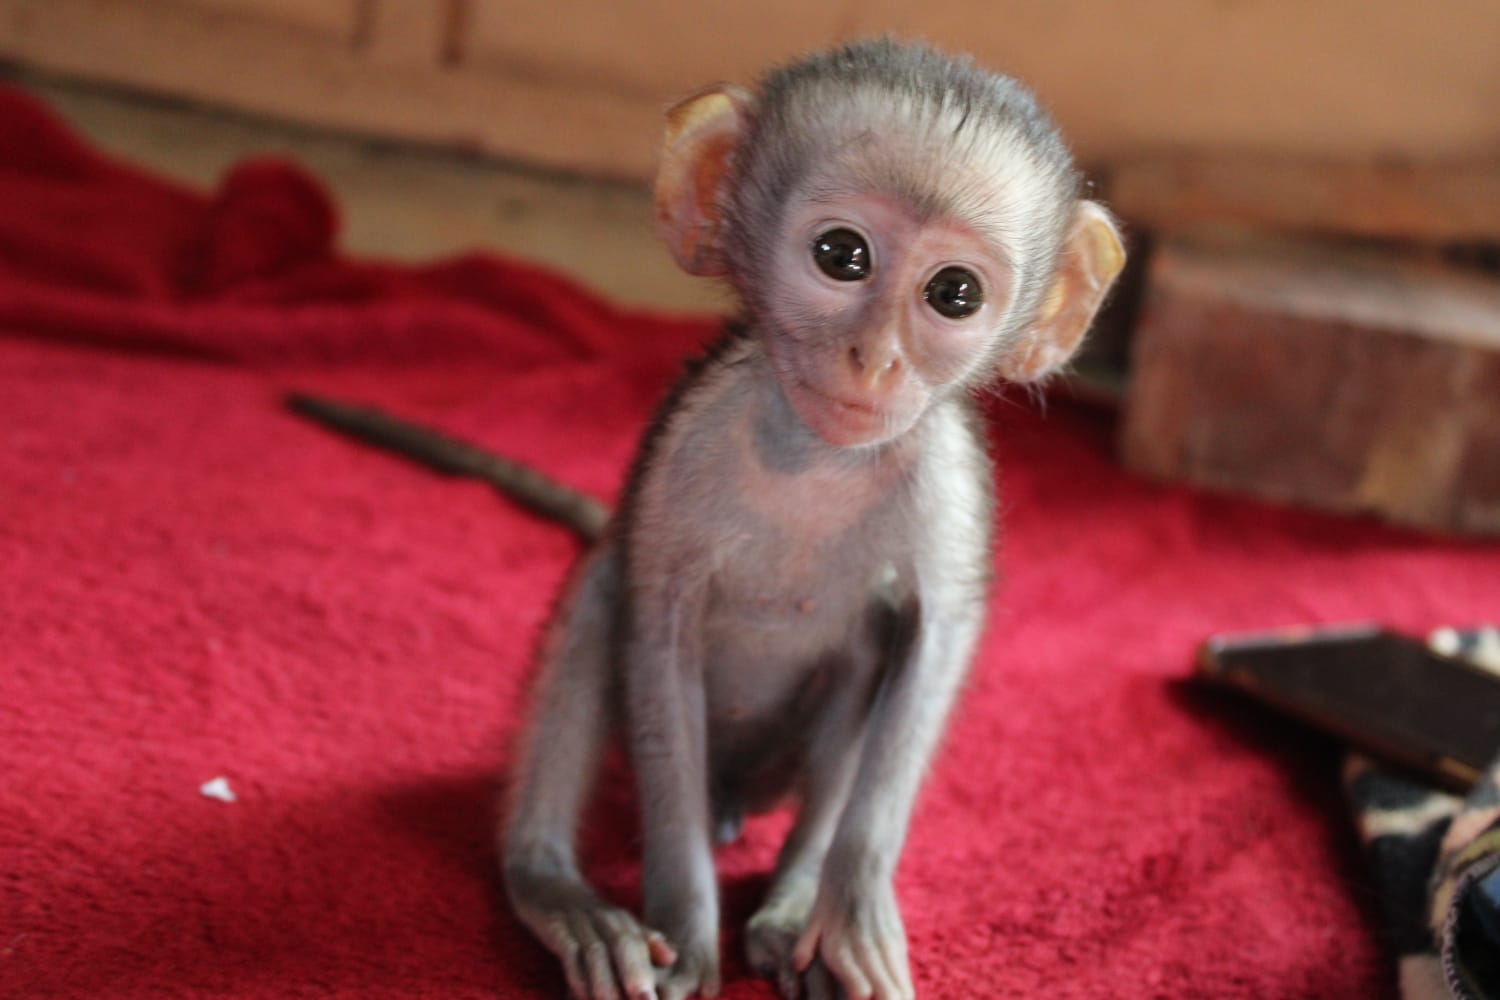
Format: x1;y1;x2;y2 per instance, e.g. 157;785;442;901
1001;200;1125;382
653;86;752;277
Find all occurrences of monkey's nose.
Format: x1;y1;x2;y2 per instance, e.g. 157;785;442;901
847;342;902;389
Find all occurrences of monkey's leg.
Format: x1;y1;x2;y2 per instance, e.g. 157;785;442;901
746;684;866;1000
503;546;675;1000
793;600;985;1000
623;585;722;1000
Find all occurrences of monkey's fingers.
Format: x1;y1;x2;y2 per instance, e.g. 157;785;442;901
745;910;803;998
601;912;671;1000
550;908;668;1000
746;939;801;999
871;918;913;1000
805;961;841;1000
548;919;592;1000
818;942;873;1000
794;920;913;1000
655;945;721;1000
646;931;677;967
563;912;620;1000
858;900;912;1000
792;921;822;972
843;933;908;1000
582;940;622;1000
607;930;663;1000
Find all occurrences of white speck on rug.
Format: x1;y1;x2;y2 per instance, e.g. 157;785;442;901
199;776;237;803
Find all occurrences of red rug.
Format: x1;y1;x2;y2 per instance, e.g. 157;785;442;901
2;84;1495;1000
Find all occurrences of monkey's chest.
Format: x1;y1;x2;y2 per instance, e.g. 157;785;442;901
699;531;893;719
706;522;886;632
699;575;875;800
701;577;865;685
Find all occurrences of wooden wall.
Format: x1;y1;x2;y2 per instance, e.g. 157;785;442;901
2;0;1496;179
1;0;1498;240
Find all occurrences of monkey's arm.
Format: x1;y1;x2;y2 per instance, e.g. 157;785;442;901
503;547;682;1000
285;393;610;541
823;589;984;868
620;565;723;1000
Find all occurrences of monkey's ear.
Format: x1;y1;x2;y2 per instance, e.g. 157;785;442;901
653;85;753;277
1001;201;1125;382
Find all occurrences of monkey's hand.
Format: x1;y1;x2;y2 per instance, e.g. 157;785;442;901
746;881;819;1000
792;878;915;1000
507;871;677;1000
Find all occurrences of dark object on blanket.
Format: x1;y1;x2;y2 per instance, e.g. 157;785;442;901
1233;625;1500;998
286;393;609;541
1346;739;1500;1000
1198;624;1500;792
1344;627;1500;999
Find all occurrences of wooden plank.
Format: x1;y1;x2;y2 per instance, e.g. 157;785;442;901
162;0;361;40
1121;232;1500;535
463;0;848;97
359;0;448;69
0;0;662;180
1107;155;1500;242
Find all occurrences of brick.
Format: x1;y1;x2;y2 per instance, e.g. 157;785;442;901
1120;231;1500;535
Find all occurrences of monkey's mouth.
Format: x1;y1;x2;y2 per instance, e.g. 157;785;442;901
790;379;900;447
815;387;879;417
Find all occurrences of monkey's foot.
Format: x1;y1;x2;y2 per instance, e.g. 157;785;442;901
507;873;676;1000
792;880;915;1000
748;890;829;1000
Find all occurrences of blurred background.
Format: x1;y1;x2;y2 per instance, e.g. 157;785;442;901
1;0;1497;534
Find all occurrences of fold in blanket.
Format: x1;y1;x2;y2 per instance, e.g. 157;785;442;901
1346;628;1500;1000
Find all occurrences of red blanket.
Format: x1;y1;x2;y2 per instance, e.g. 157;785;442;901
2;85;1495;999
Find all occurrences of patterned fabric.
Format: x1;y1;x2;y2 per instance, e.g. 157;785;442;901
1345;627;1500;1000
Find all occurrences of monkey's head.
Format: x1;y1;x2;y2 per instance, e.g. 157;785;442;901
655;39;1124;448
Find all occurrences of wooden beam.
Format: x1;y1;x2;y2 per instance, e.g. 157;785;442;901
1121;231;1500;535
0;0;663;181
1107;155;1500;242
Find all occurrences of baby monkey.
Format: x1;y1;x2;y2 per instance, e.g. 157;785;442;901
503;39;1123;1000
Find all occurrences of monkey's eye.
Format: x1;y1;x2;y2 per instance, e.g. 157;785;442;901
810;228;870;282
924;267;983;319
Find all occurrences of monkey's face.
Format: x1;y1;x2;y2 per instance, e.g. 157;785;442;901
759;184;1017;450
655;68;1122;445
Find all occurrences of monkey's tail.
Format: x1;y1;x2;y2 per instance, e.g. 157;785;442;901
285;393;610;543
